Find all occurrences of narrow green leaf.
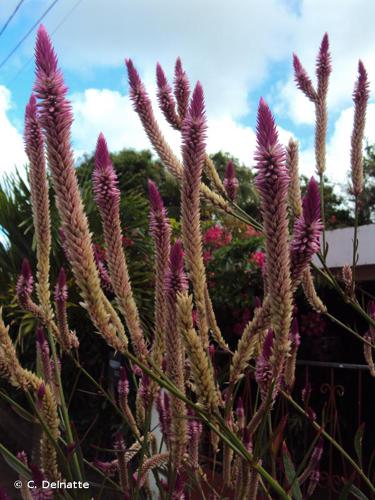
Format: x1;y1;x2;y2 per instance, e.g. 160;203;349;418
282;442;303;500
339;480;352;500
0;443;31;479
339;481;369;500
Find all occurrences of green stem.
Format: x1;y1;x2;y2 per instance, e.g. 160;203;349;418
123;351;291;500
46;329;84;483
351;198;359;296
282;391;375;495
319;173;327;258
24;391;74;484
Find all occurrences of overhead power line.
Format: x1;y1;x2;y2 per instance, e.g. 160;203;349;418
0;0;25;38
8;0;85;84
0;0;60;72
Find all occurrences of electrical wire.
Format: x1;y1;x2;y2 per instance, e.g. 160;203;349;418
0;0;25;38
0;0;60;71
8;0;85;83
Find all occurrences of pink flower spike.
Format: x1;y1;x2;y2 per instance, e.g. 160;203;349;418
166;240;188;292
302;177;321;224
188;81;205;121
35;25;58;77
156;63;181;129
118;366;129;398
24;93;42;156
93;133;120;208
16;259;33;298
54;267;68;303
174;57;190;120
148;179;164;214
125;58;142;90
354;60;370;105
290;318;301;348
156;62;168;89
254;98;288;196
316;33;331;86
290;178;323;281
223;160;239;201
293;54;318;103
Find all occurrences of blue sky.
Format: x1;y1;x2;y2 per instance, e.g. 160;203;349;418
1;0;375;186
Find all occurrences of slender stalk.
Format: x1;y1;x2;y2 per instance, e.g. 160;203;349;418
282;391;375;495
122;350;291;500
45;327;84;483
319;174;327;257
24;391;74;484
351;198;359;296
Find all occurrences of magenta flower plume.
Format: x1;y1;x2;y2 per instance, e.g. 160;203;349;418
223;160;239;201
54;267;67;303
156;390;172;445
351;60;370;196
181;82;209;344
16;259;44;319
34;25;71;133
148;180;171;362
24;94;42;157
293;54;318;103
354;60;370;106
299;437;323;496
126;57;184;182
16;259;33;299
174;57;190;120
303;176;321;224
93;133;120;207
148;178;162;208
291;177;323;283
254;98;288;197
34;26;124;352
156;63;181;129
117;366;129;398
255;330;274;401
316;33;331;96
254;98;292;370
165;240;188;294
139;373;151;409
54;267;78;351
93;133;146;358
290;318;301;349
93;245;113;292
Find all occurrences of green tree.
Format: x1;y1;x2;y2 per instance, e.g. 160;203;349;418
358;143;375;224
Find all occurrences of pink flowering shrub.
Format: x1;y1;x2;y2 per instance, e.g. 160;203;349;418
0;27;373;500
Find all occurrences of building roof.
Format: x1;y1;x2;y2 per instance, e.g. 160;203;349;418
313;224;375;281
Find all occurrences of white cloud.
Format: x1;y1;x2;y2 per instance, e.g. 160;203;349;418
273;77;315;125
21;0;298;120
274;1;375;122
71;86;258;165
299;103;375;183
0;86;27;177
